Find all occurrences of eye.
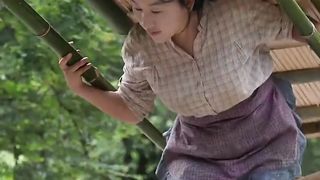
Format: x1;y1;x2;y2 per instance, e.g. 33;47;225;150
133;8;142;12
151;10;162;14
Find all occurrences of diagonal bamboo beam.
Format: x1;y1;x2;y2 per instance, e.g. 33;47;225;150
266;39;307;50
1;0;166;150
297;105;320;136
297;105;320;120
302;120;320;135
273;67;320;83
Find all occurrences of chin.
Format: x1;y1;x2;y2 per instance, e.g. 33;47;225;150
151;36;170;44
152;39;167;44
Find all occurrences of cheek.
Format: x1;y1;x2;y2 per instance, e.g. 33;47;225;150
161;12;185;32
158;17;179;35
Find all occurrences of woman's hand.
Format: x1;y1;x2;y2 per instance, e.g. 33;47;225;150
58;53;92;95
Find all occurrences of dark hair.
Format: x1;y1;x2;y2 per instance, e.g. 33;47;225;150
159;0;207;11
183;0;205;11
127;0;213;12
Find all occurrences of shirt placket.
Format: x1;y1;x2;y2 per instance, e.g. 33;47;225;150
193;35;217;114
169;33;217;114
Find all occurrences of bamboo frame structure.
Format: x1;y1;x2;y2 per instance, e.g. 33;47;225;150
1;0;166;150
297;105;320;120
2;0;320;151
273;67;320;83
277;0;320;57
82;0;320;138
276;1;320;138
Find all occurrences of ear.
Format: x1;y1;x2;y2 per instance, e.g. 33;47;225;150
185;0;196;11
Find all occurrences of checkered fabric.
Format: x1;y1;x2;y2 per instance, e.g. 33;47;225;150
117;0;293;121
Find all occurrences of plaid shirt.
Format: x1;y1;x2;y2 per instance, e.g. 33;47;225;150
117;0;293;121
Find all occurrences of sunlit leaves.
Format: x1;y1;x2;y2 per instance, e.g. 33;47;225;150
0;0;171;179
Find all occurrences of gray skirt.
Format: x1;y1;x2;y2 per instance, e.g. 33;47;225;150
156;76;306;180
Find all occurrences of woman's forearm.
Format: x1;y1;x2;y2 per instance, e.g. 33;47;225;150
76;84;140;125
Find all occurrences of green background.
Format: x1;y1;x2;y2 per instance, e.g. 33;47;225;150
0;0;319;179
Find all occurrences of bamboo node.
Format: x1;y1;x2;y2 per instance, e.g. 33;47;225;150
302;23;317;40
36;24;51;37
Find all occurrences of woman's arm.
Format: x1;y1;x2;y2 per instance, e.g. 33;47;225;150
291;18;320;43
77;85;141;125
58;53;141;125
275;0;320;43
263;0;320;49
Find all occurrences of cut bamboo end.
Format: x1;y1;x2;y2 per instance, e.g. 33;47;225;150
36;24;51;37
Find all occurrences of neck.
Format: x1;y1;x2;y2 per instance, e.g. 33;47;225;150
172;11;199;56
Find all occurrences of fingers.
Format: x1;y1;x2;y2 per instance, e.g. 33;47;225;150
76;63;92;76
70;57;89;72
59;53;72;71
58;52;92;75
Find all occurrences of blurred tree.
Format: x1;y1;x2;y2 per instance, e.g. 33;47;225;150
0;0;174;179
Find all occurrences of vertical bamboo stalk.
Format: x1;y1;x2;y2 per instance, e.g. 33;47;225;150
1;0;166;150
277;0;320;57
86;0;133;35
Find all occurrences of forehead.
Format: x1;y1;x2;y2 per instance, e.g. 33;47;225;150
131;0;172;6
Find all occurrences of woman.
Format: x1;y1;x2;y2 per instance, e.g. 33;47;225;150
58;0;307;179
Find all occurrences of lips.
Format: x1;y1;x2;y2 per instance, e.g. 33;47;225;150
149;30;161;36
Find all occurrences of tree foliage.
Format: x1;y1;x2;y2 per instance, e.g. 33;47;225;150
0;0;175;179
0;0;318;179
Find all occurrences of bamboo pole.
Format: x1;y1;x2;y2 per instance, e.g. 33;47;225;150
297;105;320;121
273;67;320;83
1;0;166;150
301;121;320;137
277;0;320;57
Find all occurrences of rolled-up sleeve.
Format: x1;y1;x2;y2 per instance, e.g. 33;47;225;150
117;37;156;122
255;0;294;41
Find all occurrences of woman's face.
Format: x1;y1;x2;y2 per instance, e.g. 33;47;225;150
131;0;190;43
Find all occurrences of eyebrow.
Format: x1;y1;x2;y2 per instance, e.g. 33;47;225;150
131;0;169;6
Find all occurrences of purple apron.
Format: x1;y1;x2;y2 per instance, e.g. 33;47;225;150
156;77;306;179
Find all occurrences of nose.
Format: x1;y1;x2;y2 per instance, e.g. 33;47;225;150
140;12;153;29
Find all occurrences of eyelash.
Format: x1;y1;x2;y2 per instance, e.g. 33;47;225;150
133;8;142;12
152;11;162;14
133;8;162;14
